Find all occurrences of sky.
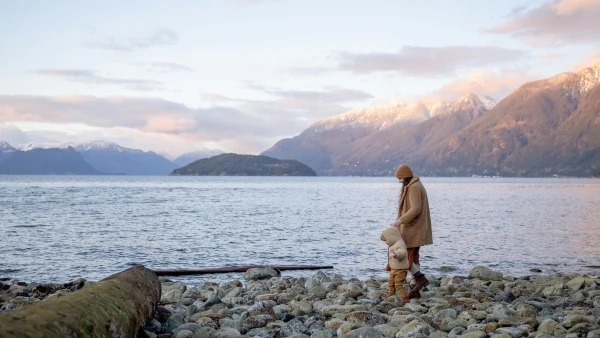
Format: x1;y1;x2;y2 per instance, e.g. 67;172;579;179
1;0;599;159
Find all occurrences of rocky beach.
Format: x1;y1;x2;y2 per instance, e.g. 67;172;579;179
1;266;599;338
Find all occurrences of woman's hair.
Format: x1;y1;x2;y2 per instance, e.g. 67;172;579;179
402;177;413;188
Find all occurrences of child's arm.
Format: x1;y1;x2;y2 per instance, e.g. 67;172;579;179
393;246;407;260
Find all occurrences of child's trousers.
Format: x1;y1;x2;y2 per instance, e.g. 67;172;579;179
388;269;408;298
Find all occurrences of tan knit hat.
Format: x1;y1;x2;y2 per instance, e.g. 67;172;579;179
395;164;413;179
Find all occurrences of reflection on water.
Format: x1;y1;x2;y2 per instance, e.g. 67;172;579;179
0;176;599;284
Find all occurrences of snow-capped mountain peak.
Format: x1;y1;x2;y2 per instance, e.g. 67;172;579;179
474;94;497;110
456;93;497;110
74;140;143;154
575;62;600;94
307;93;497;133
0;141;17;152
310;98;453;132
20;142;61;151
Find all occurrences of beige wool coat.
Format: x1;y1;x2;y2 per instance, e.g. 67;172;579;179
382;228;409;270
397;176;433;248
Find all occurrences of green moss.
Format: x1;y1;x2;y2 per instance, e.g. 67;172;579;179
0;265;160;338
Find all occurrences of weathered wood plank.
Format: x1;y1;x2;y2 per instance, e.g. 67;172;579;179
153;265;334;276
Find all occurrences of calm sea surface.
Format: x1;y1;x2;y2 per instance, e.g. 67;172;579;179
1;176;599;285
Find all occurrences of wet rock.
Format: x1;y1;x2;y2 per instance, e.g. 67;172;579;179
494;326;526;338
344;326;385;338
337;322;361;336
561;314;592;328
396;319;432;337
566;277;586;291
244;328;273;337
162;282;187;303
244;267;280;280
289;300;312;315
458;331;486;338
429;332;449;338
173;323;203;336
468;266;503;282
494;290;516;303
537;318;567;336
433;308;458;321
174;330;194;338
194;317;219;329
213;327;243;338
308;286;328;299
280;318;308;337
344;311;388;326
542;282;565;297
0;296;39;311
587;329;600;338
309;329;334;338
165;313;186;333
320;304;368;317
447;327;466;337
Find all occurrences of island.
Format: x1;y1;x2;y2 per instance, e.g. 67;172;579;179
169;153;317;176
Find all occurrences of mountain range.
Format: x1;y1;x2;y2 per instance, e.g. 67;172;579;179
0;147;100;175
1;63;598;177
262;63;600;177
0;141;224;175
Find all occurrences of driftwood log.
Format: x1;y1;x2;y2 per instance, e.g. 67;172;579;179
153;264;334;276
0;265;160;338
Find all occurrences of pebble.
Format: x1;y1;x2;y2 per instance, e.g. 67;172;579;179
1;266;599;338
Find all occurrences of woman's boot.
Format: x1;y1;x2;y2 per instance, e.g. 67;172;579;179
410;271;429;294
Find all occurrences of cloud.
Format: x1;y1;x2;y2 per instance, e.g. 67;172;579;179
0;124;29;145
230;0;281;4
572;51;600;70
84;28;178;51
554;0;600;15
335;46;526;76
287;66;330;75
0;87;372;154
429;69;538;101
200;93;242;103
148;62;195;73
4;122;209;158
254;85;374;104
489;0;600;46
34;69;162;91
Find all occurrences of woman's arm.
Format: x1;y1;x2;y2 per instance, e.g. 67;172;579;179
399;187;422;225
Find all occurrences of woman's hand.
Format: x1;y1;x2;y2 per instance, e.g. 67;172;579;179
389;220;402;228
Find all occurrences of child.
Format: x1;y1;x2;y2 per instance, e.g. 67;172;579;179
381;227;410;304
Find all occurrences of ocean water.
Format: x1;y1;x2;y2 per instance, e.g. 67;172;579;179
1;176;599;285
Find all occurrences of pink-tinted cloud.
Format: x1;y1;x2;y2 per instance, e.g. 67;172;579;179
335;46;526;76
554;0;600;15
0;85;373;154
430;69;538;101
572;51;600;71
489;0;600;46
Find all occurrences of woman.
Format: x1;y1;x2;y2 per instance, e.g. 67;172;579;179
390;164;433;298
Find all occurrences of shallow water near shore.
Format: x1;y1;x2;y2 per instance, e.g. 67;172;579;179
1;176;599;285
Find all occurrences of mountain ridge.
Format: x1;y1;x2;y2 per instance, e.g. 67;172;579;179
261;93;497;175
0;147;102;175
